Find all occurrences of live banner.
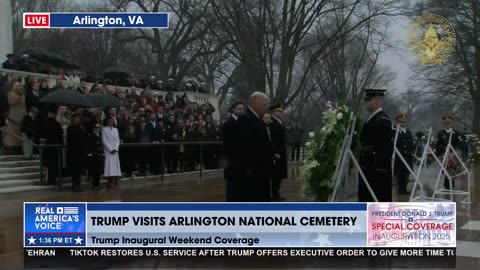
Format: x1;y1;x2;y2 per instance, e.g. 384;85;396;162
24;202;456;268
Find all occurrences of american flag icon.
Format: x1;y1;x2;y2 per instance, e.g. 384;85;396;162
57;207;79;215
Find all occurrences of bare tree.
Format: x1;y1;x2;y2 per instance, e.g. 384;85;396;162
11;0;72;53
110;0;219;82
212;0;405;106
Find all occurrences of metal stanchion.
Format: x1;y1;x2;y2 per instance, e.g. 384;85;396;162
161;145;165;181
199;144;203;180
39;139;46;184
58;147;63;191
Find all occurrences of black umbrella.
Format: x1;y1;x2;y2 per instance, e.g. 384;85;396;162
43;52;70;67
22;48;50;61
57;59;80;70
104;66;130;78
40;90;94;107
86;94;121;108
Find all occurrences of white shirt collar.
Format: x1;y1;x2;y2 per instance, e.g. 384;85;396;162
272;115;283;125
368;107;383;122
232;114;238;121
248;107;260;119
445;128;453;133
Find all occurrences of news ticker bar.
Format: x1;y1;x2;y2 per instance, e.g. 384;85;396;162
24;248;456;269
23;13;169;28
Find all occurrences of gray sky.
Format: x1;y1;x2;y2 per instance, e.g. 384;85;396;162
64;0;419;96
379;16;417;95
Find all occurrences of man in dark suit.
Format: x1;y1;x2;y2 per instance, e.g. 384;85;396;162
236;92;274;202
45;106;64;185
21;105;39;159
66;113;86;192
25;82;41;112
269;104;288;201
146;113;164;175
393;114;415;195
359;89;394;202
136;119;150;176
164;115;177;174
85;123;104;190
222;101;245;201
435;115;461;190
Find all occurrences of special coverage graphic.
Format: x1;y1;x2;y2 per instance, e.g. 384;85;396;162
368;203;456;247
24;203;86;247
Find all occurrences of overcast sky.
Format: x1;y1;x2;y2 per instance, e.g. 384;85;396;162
379;15;417;95
70;0;417;95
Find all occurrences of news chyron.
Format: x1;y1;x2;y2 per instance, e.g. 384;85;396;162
23;202;456;269
23;12;169;29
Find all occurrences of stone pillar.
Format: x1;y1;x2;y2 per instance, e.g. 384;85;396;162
0;0;13;62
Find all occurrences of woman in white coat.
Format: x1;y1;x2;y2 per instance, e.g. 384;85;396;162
102;117;122;189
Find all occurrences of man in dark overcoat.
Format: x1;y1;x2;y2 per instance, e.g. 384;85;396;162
269;104;288;201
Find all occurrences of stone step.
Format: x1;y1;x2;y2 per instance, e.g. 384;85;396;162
0;179;39;189
0;185;53;195
0;160;40;168
0;172;40;181
0;155;37;162
0;169;224;195
0;166;39;174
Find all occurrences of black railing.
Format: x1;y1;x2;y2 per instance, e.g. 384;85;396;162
0;132;307;190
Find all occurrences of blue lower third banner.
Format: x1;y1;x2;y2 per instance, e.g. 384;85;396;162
24;202;456;248
23;13;169;28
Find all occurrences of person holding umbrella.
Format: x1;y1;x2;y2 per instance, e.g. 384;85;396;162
102;117;122;189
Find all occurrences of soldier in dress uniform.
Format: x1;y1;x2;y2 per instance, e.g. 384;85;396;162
85;123;104;190
269;104;288;201
359;89;394;202
435;115;461;190
393;114;415;195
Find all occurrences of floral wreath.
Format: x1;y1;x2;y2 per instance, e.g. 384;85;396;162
301;104;353;202
466;134;480;167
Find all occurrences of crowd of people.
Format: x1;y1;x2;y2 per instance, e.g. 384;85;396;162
2;53;210;93
0;71;306;193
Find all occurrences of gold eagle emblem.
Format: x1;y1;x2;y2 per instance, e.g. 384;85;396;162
407;14;456;66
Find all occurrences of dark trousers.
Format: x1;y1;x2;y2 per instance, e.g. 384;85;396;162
166;146;177;173
47;163;58;185
88;159;102;188
71;174;81;190
291;142;301;161
444;176;454;190
149;148;161;175
396;174;409;193
137;147;148;176
90;173;100;188
46;153;59;185
225;178;243;202
271;175;282;198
